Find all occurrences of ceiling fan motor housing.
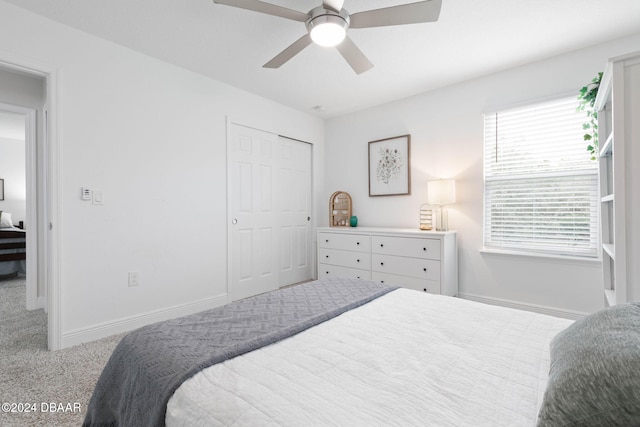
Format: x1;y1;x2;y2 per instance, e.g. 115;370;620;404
306;6;350;47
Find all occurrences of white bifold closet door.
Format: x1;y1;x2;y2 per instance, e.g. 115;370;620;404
228;124;312;301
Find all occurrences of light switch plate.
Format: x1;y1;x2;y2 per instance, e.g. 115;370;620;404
93;190;103;205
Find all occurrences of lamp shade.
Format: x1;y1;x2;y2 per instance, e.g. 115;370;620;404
427;179;456;205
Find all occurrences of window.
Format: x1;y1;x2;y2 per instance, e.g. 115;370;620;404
483;97;599;258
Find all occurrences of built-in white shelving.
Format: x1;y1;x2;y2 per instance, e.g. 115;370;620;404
595;51;640;306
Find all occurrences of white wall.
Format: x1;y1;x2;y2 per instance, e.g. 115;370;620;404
324;33;640;317
0;1;324;348
0;136;26;222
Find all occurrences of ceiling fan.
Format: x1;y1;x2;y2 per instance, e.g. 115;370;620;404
212;0;442;74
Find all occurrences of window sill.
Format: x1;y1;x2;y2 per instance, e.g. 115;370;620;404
479;248;602;266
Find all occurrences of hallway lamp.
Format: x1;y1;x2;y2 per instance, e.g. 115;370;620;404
427;179;456;231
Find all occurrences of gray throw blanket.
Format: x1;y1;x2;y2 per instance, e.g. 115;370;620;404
83;277;397;427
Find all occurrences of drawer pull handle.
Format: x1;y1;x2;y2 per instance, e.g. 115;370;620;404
357;242;360;245
423;268;427;272
325;239;329;243
326;255;329;258
380;262;384;266
423;288;428;292
380;243;384;247
326;271;329;274
423;247;427;251
357;259;360;263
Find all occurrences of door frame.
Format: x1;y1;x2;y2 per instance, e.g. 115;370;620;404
0;55;61;350
225;118;315;300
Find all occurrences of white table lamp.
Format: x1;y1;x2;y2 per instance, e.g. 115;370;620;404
427;179;456;231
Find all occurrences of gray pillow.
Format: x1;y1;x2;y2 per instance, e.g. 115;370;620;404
537;302;640;426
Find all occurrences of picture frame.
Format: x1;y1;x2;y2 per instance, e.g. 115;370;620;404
368;135;411;196
0;179;3;201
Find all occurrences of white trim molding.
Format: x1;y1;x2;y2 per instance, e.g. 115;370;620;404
61;293;230;348
459;292;587;320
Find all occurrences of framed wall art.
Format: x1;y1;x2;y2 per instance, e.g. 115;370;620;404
368;134;411;196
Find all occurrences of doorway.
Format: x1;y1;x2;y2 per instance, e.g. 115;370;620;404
0;104;39;307
228;123;313;301
0;58;59;350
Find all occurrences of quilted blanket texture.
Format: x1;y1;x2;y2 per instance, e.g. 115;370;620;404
167;289;574;426
83;277;397;427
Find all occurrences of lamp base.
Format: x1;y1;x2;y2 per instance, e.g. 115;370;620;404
435;207;448;232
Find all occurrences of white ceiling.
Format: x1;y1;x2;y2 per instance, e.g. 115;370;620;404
4;0;640;118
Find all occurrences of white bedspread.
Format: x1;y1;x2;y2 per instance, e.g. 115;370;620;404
166;289;573;426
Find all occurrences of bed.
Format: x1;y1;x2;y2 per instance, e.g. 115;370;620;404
84;277;640;427
0;211;26;277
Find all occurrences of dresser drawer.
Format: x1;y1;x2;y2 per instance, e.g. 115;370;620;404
318;264;371;280
318;232;370;252
317;227;457;297
371;272;441;294
371;254;440;281
371;235;440;260
319;248;371;270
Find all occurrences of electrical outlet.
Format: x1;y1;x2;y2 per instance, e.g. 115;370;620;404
128;272;140;287
93;190;103;205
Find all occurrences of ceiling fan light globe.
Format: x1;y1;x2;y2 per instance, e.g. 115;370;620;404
307;11;349;47
310;22;346;46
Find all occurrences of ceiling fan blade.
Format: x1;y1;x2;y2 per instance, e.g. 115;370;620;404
263;34;313;69
335;36;374;75
213;0;308;22
322;0;344;13
350;0;442;28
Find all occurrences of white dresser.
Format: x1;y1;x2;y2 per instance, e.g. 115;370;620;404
317;227;458;296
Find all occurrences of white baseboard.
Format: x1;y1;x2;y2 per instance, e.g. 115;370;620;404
458;293;587;320
61;293;229;349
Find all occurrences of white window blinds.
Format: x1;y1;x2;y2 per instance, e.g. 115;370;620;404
483;97;599;258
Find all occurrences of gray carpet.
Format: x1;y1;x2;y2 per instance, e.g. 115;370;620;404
0;276;124;427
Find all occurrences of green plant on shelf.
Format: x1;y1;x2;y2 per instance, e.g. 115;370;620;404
577;72;603;160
